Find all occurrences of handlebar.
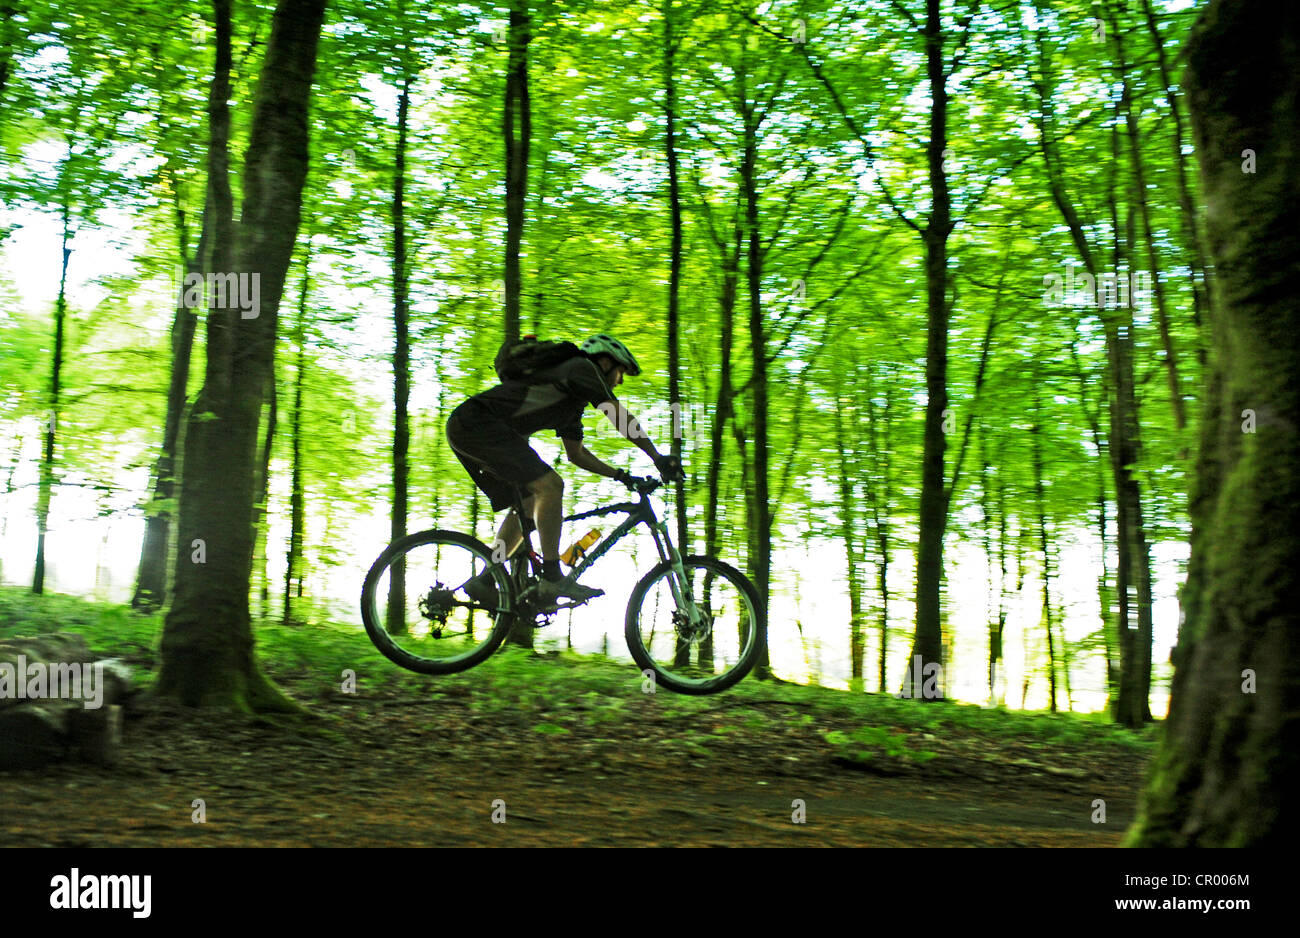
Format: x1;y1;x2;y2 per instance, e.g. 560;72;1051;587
618;472;682;495
621;475;662;495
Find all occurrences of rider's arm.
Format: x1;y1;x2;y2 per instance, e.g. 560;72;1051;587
561;436;627;479
596;399;661;462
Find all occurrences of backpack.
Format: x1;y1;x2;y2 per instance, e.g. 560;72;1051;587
493;335;583;383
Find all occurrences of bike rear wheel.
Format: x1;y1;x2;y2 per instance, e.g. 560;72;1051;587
361;530;514;674
625;555;765;695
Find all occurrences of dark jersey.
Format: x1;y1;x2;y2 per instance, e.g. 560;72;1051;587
466;355;616;441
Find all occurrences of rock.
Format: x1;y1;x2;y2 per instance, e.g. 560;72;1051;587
0;701;73;769
0;633;92;664
0;633;96;712
69;704;123;766
0;633;134;770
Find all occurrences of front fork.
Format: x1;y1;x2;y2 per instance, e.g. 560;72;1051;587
650;520;704;629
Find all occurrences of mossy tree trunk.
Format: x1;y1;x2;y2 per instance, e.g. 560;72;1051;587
1127;0;1299;846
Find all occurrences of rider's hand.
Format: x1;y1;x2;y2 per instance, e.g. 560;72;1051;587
653;453;682;482
612;468;637;489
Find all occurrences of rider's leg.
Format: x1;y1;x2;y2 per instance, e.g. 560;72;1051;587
465;493;537;606
526;470;564;565
525;471;601;603
492;494;534;559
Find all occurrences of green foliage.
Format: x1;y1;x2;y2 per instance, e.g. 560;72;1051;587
824;726;937;765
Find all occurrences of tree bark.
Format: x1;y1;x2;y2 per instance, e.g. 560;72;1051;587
834;388;864;686
501;0;532;648
501;0;531;345
157;0;328;711
133;177;203;611
703;211;742;566
907;0;953;695
1031;35;1155;726
740;77;772;677
32;195;70;596
1137;0;1211;364
0;1;16;111
663;0;687;553
1128;0;1299;846
1108;0;1186;430
1108;183;1155;727
254;374;276;619
284;258;309;626
1031;382;1057;712
863;367;893;694
387;74;412;635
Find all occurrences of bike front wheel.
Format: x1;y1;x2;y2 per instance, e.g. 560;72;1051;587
361;530;514;675
625;555;765;695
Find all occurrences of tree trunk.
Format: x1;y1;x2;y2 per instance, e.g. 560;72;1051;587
1108;0;1186;430
133;182;203;611
980;430;1001;704
501;0;532;648
907;0;953;695
863;367;893;695
0;1;16;109
33;195;71;596
1108;194;1155;728
157;0;328;711
993;442;1008;706
662;0;687;553
700;215;741;673
1128;0;1299;846
284;259;309;626
254;374;276;619
501;0;530;346
740;94;771;678
703;215;742;565
1137;0;1212;364
387;75;412;635
834;392;864;686
1031;384;1057;712
1032;41;1155;726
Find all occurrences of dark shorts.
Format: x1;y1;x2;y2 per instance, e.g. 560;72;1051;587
446;401;554;512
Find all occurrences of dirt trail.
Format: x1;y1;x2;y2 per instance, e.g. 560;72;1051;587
0;692;1140;847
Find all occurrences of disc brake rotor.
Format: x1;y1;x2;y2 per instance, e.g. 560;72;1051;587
674;607;712;644
417;584;456;630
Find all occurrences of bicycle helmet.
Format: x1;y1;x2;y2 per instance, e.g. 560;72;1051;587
580;334;642;376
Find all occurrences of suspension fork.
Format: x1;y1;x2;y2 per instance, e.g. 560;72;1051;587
647;515;703;627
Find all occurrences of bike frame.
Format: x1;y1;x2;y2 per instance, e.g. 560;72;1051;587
506;482;701;623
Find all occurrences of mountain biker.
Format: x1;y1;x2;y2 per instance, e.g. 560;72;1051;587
445;334;681;608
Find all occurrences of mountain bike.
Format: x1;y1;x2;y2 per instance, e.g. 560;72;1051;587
360;475;764;694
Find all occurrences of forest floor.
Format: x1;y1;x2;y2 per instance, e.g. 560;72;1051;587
0;589;1157;847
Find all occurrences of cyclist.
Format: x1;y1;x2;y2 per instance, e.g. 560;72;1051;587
446;334;680;607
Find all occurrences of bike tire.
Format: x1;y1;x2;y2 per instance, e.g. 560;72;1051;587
624;554;765;695
361;529;514;675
